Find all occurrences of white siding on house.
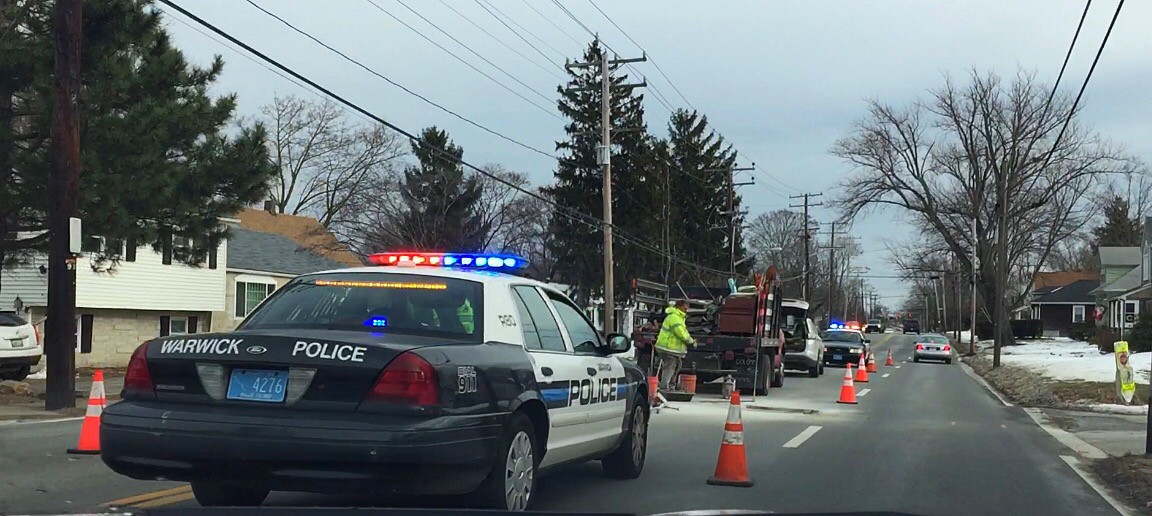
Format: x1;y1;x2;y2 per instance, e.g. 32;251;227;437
0;265;49;309
1;240;228;312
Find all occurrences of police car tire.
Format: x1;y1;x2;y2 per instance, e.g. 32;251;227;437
190;481;269;507
475;412;538;511
807;364;819;378
602;397;648;479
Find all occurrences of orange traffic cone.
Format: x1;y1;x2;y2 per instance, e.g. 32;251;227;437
648;376;659;406
866;353;877;373
854;354;869;383
706;391;754;487
885;349;895;367
837;364;858;404
68;369;106;455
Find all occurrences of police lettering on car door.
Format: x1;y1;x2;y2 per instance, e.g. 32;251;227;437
567;376;629;406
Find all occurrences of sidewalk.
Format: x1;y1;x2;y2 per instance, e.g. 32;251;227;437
0;369;123;422
1043;407;1146;457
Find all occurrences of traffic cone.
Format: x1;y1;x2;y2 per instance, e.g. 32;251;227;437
67;369;106;455
885;349;894;367
706;391;754;487
647;376;659;406
867;353;877;373
854;354;869;383
837;364;858;404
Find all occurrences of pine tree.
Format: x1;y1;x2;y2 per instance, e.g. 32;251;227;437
543;40;662;303
0;0;274;269
665;109;746;279
396;127;487;251
1092;195;1143;250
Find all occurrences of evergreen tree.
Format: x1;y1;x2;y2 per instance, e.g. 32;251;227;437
1092;195;1143;250
665;109;747;278
0;0;274;269
543;40;662;303
396;126;487;251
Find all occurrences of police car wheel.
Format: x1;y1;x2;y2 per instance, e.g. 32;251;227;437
602;398;648;479
475;413;537;511
190;481;269;507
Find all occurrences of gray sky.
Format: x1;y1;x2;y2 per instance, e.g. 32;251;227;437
158;0;1151;306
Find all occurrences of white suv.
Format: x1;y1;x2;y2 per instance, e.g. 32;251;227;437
0;313;41;381
780;300;823;377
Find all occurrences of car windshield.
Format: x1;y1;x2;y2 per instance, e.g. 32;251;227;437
868;319;880;324
240;272;483;340
821;331;862;342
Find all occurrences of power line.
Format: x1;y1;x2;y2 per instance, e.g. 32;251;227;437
1044;0;1124;167
585;0;695;110
360;0;560;118
159;0;736;279
475;0;568;61
519;0;583;47
1044;0;1094;113
436;0;564;80
239;0;562;161
471;0;563;73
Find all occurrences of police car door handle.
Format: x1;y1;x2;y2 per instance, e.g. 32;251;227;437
587;367;598;376
540;367;553;377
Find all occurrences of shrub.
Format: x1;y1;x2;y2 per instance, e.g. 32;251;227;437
975;319;1043;340
1128;313;1152;353
1068;321;1096;341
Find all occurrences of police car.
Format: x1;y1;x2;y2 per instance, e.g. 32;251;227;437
100;252;649;511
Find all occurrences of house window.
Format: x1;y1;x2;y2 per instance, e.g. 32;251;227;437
1072;305;1085;323
1127;302;1138;314
169;317;188;335
235;281;276;318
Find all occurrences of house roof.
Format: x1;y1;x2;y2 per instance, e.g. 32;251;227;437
1099;246;1141;267
1033;271;1099;289
235;208;363;267
227;227;347;276
1033;279;1100;304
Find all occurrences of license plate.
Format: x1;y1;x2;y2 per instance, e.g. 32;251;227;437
227;369;288;403
833;354;843;360
928;347;938;351
9;338;23;348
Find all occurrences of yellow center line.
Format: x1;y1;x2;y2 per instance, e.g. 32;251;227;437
102;485;191;507
133;491;196;509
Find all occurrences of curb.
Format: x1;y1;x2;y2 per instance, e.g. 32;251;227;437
957;360;1014;407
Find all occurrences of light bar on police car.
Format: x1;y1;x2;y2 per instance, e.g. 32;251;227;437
369;252;527;269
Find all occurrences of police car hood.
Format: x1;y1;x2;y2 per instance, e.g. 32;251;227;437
143;329;469;406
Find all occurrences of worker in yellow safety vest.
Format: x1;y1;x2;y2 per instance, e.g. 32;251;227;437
457;299;474;334
654;299;697;391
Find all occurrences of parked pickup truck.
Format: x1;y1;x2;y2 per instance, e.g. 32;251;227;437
630;267;787;394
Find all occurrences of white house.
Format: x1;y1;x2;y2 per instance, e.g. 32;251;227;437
0;231;228;368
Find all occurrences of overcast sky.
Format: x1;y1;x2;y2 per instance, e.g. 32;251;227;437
157;0;1150;308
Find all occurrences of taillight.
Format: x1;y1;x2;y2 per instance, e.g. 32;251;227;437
366;352;439;406
916;344;924;350
32;325;40;348
124;342;155;394
943;344;951;352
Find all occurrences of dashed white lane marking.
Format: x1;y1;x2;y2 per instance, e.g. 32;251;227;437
1060;455;1135;516
951;421;957;426
1001;424;1007;429
782;425;822;449
894;365;902;369
857;388;871;397
882;373;891;378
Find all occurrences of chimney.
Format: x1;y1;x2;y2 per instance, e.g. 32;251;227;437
263;200;277;214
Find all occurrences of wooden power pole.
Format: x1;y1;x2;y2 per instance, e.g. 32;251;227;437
790;192;823;299
45;0;83;410
567;41;645;334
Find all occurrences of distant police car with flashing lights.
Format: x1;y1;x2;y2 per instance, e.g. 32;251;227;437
100;252;649;511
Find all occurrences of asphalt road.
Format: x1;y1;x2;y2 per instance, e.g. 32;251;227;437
0;332;1123;515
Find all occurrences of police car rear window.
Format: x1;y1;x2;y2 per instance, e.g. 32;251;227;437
239;272;483;339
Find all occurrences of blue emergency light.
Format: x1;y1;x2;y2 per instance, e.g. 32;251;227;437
369;252;527;270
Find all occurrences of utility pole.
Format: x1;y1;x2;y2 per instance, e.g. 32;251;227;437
789;192;823;299
970;216;978;355
567;42;645;335
706;165;754;277
818;222;843;322
45;0;82;410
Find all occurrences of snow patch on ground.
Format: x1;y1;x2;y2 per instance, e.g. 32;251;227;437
1081;403;1149;415
25;369;46;380
985;339;1151;385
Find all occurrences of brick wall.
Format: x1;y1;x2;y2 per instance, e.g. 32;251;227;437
29;306;212;368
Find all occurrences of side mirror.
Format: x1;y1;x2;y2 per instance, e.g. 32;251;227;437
864;339;871;344
604;333;631;354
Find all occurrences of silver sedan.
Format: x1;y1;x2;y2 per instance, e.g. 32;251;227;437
913;334;953;364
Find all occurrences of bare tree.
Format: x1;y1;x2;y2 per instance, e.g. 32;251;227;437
833;70;1122;366
745;209;808;296
260;95;405;225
